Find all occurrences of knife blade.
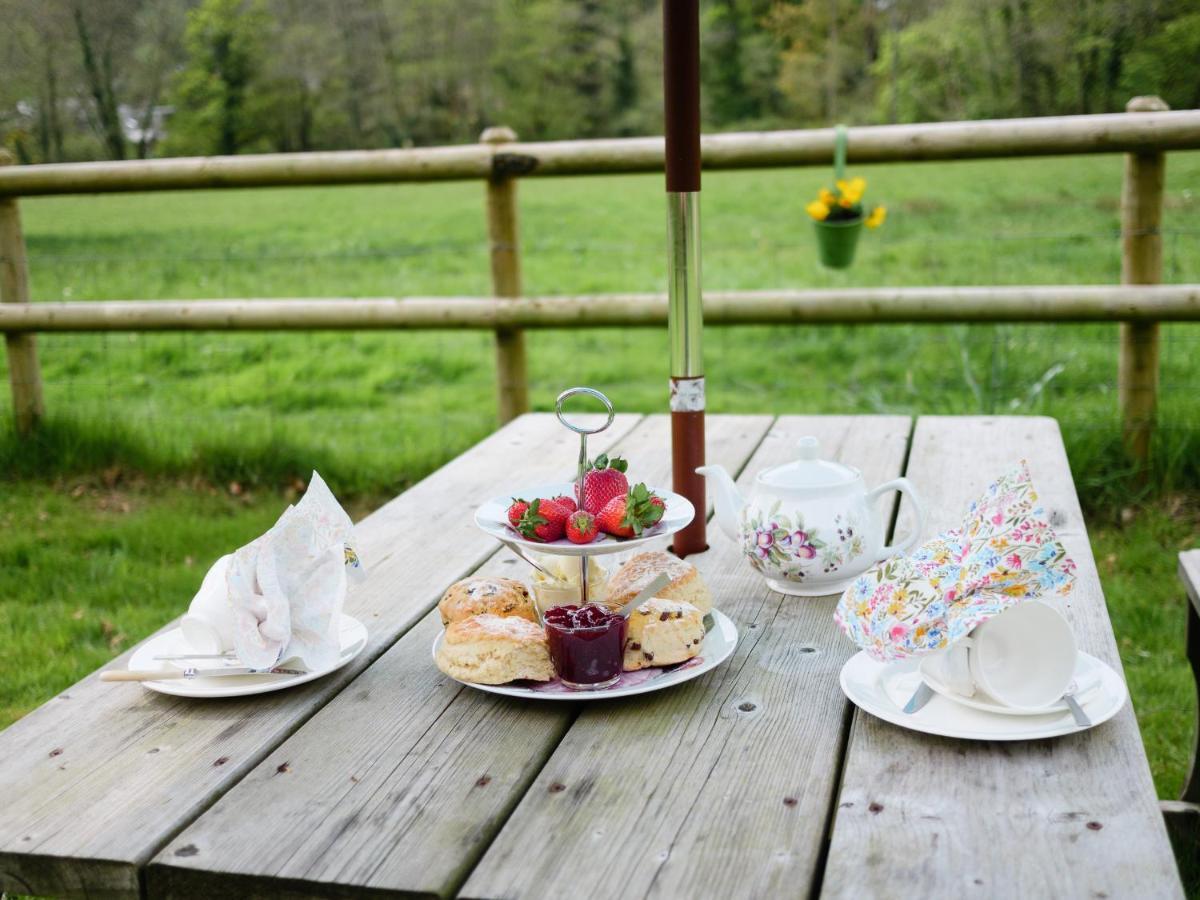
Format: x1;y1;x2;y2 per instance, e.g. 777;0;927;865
100;664;307;682
902;681;935;714
1063;690;1092;727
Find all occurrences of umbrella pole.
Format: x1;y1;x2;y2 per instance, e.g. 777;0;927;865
663;0;706;557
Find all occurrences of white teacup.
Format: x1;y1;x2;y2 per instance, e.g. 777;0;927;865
180;554;236;655
922;600;1076;712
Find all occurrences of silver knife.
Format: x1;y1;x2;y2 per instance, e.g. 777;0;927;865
902;681;935;714
100;664;307;682
1063;690;1092;727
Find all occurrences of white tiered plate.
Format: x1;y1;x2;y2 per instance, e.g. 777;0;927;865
474;481;695;557
840;650;1127;741
124;614;368;699
433;609;737;700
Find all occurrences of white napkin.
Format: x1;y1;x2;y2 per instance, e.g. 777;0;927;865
225;471;364;670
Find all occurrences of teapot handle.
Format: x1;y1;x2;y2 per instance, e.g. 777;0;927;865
866;477;926;560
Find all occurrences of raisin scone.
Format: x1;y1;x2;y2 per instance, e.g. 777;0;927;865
435;614;553;684
605;551;712;614
438;576;535;625
622;597;705;671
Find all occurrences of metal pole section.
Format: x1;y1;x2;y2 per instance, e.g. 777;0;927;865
663;0;706;556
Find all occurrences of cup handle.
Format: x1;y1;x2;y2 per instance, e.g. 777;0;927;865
867;477;927;561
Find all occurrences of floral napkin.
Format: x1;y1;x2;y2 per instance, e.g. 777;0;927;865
833;461;1076;662
226;471;364;670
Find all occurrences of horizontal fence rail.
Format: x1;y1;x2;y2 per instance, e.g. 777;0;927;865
3;287;1199;332
1;110;1199;196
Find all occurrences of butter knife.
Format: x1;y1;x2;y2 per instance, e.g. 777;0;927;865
902;681;935;714
100;664;306;682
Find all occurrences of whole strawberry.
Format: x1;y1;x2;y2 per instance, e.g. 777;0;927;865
550;494;578;513
506;498;530;529
595;483;665;538
577;454;629;515
565;509;599;544
517;498;569;542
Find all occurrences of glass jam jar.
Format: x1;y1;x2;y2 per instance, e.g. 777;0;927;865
543;604;627;689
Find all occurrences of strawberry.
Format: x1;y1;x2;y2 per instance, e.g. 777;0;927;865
565;509;599;544
550;494;578;513
516;498;569;542
595;483;665;538
506;498;530;529
577;453;629;514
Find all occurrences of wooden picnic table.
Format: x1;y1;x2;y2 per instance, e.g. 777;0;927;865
0;414;1183;899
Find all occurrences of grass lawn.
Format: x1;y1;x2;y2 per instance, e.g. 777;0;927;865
1;152;1198;799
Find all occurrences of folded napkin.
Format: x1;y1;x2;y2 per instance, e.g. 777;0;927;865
833;461;1076;662
225;471;364;670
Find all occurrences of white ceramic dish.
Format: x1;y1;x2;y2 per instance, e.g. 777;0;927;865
474;481;695;557
918;651;1104;717
125;614;368;699
433;609;737;701
840;650;1127;741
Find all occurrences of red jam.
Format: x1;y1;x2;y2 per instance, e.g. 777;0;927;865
543;604;627;689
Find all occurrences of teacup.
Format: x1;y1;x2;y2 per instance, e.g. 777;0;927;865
180;554;236;655
922;600;1076;712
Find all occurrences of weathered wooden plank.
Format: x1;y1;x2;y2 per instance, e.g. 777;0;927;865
0;412;640;900
145;414;774;899
821;416;1183;900
460;415;913;900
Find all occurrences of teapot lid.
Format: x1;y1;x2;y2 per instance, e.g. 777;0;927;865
759;437;859;491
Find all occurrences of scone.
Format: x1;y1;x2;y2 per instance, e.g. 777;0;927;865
438;576;535;625
622;597;705;671
605;551;712;614
435;614;553;684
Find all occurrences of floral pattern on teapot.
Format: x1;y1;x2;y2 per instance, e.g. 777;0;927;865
742;501;866;583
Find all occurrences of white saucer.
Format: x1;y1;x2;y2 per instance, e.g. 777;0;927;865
125;614;368;699
474;482;695;557
433;609;737;701
918;652;1105;717
840;650;1127;741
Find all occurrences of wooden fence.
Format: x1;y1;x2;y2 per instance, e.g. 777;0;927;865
2;96;1200;466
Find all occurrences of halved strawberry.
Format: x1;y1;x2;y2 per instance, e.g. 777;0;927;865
506;498;530;528
565;509;599;544
577;454;629;514
595;483;665;538
516;498;569;542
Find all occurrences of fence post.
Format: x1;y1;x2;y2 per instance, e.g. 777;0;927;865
1119;96;1168;470
481;126;529;424
0;152;44;435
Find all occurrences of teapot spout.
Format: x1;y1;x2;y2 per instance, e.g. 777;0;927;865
695;465;744;542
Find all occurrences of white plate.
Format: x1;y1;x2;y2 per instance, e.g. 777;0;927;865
918;652;1105;717
474;481;695;557
840;650;1127;741
433;609;738;700
126;614;368;699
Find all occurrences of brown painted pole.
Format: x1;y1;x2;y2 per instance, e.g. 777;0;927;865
1119;96;1168;470
0;152;44;434
482;126;529;424
664;0;706;556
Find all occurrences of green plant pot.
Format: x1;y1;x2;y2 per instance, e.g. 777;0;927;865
814;217;863;269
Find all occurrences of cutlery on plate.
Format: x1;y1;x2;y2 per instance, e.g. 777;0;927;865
1062;688;1092;727
617;572;673;619
101;664;308;682
902;681;935;714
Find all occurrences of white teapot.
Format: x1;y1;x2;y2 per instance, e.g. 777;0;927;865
697;437;925;596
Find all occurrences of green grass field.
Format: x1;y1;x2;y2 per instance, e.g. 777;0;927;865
2;153;1199;800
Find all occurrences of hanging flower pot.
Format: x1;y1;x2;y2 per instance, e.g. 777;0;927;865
806;126;886;270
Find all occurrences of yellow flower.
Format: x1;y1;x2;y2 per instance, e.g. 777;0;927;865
865;205;887;229
819;187;837;206
836;176;866;204
806;199;830;221
838;196;854;208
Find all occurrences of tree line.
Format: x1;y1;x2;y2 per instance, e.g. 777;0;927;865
1;0;1197;163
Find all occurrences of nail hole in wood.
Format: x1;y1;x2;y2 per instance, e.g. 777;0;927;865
549;782;566;793
783;797;798;807
738;701;756;712
213;756;229;767
174;844;199;857
275;762;291;775
868;802;884;814
476;775;492;787
1087;821;1103;831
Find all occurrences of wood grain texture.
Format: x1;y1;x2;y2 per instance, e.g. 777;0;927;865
821;416;1183;900
0;413;639;900
147;414;774;899
460;416;913;900
1178;550;1200;805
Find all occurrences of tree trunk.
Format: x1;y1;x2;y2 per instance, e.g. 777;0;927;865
73;5;125;160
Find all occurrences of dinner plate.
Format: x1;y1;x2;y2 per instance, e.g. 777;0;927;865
125;614;368;699
474;482;695;557
433;609;737;700
840;650;1127;741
